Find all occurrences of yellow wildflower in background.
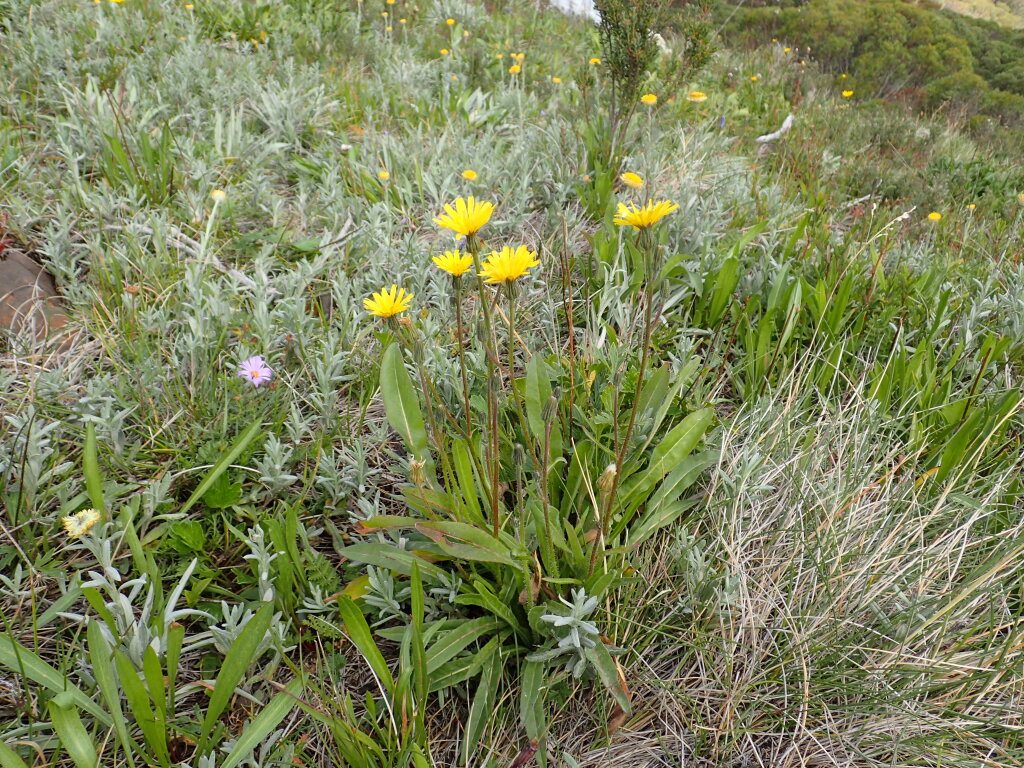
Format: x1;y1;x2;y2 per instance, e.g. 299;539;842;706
432;250;474;278
364;285;413;318
551;76;562;83
441;48;449;55
462;169;477;180
686;91;707;102
62;508;101;538
842;90;854;98
509;64;521;74
967;203;977;210
840;73;848;79
513;53;525;62
434;197;494;236
210;189;226;202
446;17;455;25
927;211;942;221
589;57;601;65
620;172;643;189
750;75;759;82
614;200;679;230
1017;192;1024;205
378;170;390;181
640;93;657;105
783;47;791;53
479;245;539;284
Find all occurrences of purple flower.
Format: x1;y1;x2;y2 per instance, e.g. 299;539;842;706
719;115;726;128
237;355;273;387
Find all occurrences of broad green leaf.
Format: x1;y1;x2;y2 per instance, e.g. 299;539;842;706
415;521;515;566
220;677;304;768
337;596;395;695
584;642;631;715
519;660;546;740
200;602;274;750
428;637;497;693
618;408;713;514
180;420;263;514
87;622;134;761
380;342;428;459
115;650;167;766
462;648;501;765
339;543;446;581
0;636;110;725
424;617;500;674
49;693;99;768
0;741;29;768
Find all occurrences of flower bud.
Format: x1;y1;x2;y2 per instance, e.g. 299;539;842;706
409;457;427;488
597;463;617;492
541;392;559;424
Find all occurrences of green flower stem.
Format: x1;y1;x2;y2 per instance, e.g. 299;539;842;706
467;232;502;538
453;277;473;439
591;226;659;575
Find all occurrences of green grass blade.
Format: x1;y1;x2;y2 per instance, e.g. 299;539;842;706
199;602;274;750
48;693;99;768
179;420;263;515
82;422;105;513
220;677;304;768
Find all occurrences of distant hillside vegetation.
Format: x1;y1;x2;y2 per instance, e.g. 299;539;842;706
938;0;1024;28
718;0;1024;125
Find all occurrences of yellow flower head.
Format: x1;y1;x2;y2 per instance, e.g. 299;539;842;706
62;508;102;538
620;172;644;190
783;47;791;53
927;211;942;222
841;90;854;99
400;18;406;23
614;200;679;230
432;250;474;278
514;53;525;62
509;64;521;74
686;91;707;103
378;169;390;181
750;75;758;82
479;245;539;284
434;196;494;236
589;57;601;65
364;285;413;318
551;76;562;84
446;17;455;25
210;189;226;203
441;48;449;55
496;53;504;59
640;93;657;106
967;203;977;210
840;73;848;79
386;25;392;31
462;169;477;181
1017;192;1024;205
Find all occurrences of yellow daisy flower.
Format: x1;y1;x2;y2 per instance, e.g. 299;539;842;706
589;57;601;65
551;76;562;84
433;196;494;236
927;212;942;222
640;93;657;106
378;170;390;181
432;250;474;278
620;172;643;189
441;48;449;55
783;47;791;53
966;203;977;210
446;17;455;25
509;64;521;74
364;285;413;318
462;169;477;180
686;91;707;103
210;189;226;203
479;245;539;284
62;508;102;538
841;90;854;99
614;200;680;230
